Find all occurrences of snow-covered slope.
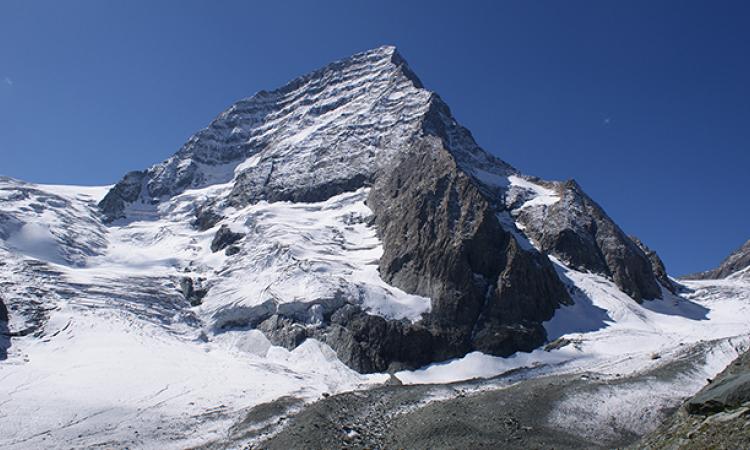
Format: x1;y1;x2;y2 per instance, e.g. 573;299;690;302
0;179;393;449
2;177;749;449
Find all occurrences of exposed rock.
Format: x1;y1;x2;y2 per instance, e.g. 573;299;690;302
99;170;146;222
0;297;8;323
686;365;750;415
320;304;435;373
684;238;750;280
545;337;573;352
631;236;678;293
515;180;662;302
257;314;308;349
369;136;571;361
210;225;244;253
224;245;241;256
179;277;208;306
252;304;434;373
193;206;224;231
634;349;750;449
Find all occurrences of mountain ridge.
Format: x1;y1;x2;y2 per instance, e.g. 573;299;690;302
92;45;673;371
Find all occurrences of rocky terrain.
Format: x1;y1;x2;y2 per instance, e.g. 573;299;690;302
0;46;748;449
634;348;750;449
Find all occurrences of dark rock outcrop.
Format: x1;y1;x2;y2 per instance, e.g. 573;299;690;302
193;206;224;231
635;349;750;449
0;296;8;323
515;180;662;302
684;238;750;280
631;236;678;294
99;170;146;222
210;225;244;253
368;136;571;362
224;245;241;256
687;371;750;415
179;277;208;306
0;298;8;360
255;304;436;373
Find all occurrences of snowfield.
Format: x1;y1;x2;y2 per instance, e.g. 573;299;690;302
1;178;749;448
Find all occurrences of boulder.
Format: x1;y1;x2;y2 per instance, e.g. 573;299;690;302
210;225;244;253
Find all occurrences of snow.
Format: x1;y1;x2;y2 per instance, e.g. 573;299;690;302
0;179;424;449
201;188;431;324
6;222;62;263
2;178;749;448
35;183;112;202
2;177;749;448
0;304;385;450
507;174;560;210
398;258;750;392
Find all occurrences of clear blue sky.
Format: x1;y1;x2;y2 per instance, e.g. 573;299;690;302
1;1;748;276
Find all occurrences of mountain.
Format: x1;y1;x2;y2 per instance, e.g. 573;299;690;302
685;238;750;280
97;45;668;372
1;46;748;449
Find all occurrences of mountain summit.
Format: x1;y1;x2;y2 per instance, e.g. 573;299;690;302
98;46;669;372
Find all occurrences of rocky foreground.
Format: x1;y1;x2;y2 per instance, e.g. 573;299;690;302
634;348;750;450
183;338;744;450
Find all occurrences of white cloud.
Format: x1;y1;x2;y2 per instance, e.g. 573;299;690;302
3;77;13;86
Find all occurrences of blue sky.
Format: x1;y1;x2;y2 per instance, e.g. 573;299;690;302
1;0;748;275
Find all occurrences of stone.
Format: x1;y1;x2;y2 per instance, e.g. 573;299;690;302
210;225;244;253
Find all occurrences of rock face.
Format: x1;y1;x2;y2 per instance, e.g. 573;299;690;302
685;238;750;280
98;170;146;222
631;236;678;293
98;46;668;372
179;277;208;307
0;297;8;323
369;136;570;361
513;180;662;302
210;225;244;253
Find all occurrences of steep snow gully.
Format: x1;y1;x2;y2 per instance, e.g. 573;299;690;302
1;46;748;449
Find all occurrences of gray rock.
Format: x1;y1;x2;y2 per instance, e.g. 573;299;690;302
179;277;208;307
210;225;244;253
686;371;750;415
369;136;571;362
634;349;750;449
193;206;224;231
631;236;678;294
515;180;662;302
99;170;146;222
257;314;308;349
